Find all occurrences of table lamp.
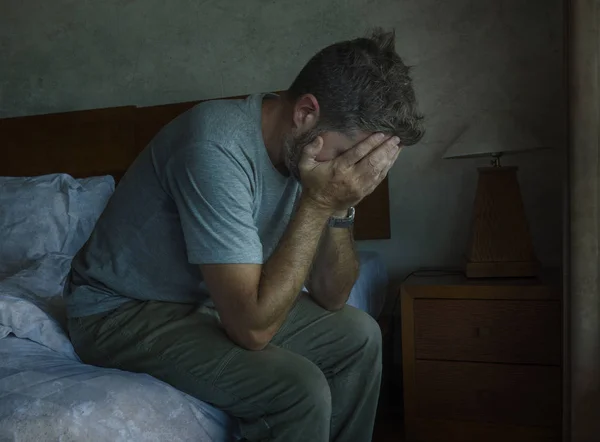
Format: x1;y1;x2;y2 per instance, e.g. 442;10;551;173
444;111;547;278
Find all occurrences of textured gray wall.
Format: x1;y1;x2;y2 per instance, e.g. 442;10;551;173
569;0;600;440
0;0;565;282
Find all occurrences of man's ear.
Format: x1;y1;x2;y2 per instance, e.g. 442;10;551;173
292;94;320;131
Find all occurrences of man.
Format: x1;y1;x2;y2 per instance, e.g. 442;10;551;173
66;28;424;442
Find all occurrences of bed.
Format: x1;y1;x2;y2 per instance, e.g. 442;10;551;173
0;94;390;442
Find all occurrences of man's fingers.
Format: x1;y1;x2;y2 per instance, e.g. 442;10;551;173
354;138;401;177
380;146;403;177
300;136;324;161
361;149;401;198
380;146;402;174
337;133;397;168
391;146;403;164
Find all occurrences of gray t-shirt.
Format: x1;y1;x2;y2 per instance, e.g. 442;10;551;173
65;94;301;318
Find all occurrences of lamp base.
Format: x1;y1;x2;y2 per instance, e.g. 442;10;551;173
465;166;538;279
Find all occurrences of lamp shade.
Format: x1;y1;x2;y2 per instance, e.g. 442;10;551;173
443;111;546;159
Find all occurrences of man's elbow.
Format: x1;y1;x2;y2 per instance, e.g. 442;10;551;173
312;285;353;312
239;333;270;351
314;275;358;311
321;300;347;312
226;327;273;351
324;288;353;311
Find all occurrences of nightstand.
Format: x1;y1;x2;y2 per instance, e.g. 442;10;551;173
400;273;562;442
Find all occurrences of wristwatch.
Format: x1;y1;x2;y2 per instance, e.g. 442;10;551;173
328;206;355;228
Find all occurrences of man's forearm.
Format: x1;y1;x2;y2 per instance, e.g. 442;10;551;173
308;215;359;311
251;194;332;339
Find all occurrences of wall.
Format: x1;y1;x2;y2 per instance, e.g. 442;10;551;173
569;0;600;440
0;0;565;284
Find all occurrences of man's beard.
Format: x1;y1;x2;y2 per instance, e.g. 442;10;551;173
282;128;320;182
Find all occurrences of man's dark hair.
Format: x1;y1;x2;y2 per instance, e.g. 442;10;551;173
288;29;425;145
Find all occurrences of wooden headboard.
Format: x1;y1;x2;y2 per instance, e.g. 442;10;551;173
0;95;391;240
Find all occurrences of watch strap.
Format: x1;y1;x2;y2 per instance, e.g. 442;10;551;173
328;206;355;228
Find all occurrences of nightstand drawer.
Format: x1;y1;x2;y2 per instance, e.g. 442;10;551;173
414;299;561;364
414;360;561;427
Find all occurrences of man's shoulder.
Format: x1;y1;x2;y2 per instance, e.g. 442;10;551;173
177;96;260;159
151;96;260;179
190;96;246;118
187;96;253;135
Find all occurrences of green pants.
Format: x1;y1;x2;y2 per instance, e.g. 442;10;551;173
67;295;382;442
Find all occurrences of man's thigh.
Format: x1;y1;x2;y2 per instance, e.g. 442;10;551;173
68;300;329;436
69;301;236;384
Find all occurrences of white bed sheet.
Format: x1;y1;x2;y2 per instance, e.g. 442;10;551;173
0;336;237;442
346;251;388;318
0;251;387;442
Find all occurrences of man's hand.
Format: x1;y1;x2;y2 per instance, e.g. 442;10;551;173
300;133;402;211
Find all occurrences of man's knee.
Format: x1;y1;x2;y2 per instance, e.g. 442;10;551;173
337;307;383;359
271;352;332;415
244;353;331;440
